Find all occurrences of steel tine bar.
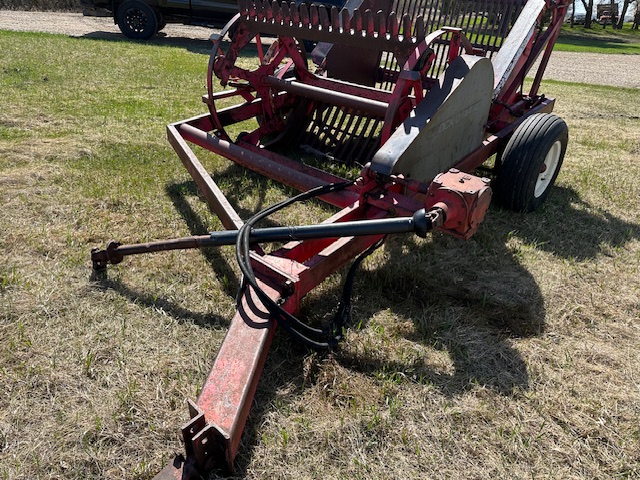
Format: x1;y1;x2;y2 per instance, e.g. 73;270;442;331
377;10;386;36
358;117;381;161
485;1;502;55
281;1;290;25
341;8;351;31
324;106;346;149
308;103;332;149
401;14;412;40
408;0;421;30
317;106;341;149
328;107;349;153
365;121;383;162
434;0;447;29
472;0;489;41
264;0;273;21
383;12;400;88
300;3;310;27
344;114;368;160
247;0;256;19
331;6;340;30
256;0;265;21
310;5;319;28
364;9;374;35
333;111;358;160
421;0;433;25
261;0;270;20
388;12;399;39
396;0;408;23
352;8;362;32
238;0;247;15
478;0;495;46
380;51;394;91
271;0;281;22
473;0;485;33
318;111;342;153
319;5;330;30
490;0;515;56
451;0;464;28
489;1;520;54
415;16;425;39
344;115;372;161
460;1;473;34
307;105;325;141
291;2;300;26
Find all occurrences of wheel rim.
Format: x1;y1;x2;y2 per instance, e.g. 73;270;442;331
125;8;148;33
534;139;562;198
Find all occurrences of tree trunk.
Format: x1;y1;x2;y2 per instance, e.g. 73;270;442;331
581;0;594;27
618;0;633;29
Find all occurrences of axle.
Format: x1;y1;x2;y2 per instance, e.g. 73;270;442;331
91;207;443;270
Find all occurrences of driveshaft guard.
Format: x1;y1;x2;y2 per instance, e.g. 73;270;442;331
370;55;494;183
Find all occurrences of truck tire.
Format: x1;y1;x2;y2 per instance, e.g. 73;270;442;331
493;113;568;212
116;0;158;40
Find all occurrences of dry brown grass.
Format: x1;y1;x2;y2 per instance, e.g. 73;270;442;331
1;30;639;480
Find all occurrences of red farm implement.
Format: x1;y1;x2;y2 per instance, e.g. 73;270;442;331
91;0;569;476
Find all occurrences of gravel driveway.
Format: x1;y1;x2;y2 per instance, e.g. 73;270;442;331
1;10;639;88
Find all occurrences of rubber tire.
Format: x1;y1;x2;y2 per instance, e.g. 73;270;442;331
156;11;167;32
493;113;568;213
116;0;158;40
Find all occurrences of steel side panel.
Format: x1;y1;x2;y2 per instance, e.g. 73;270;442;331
371;55;494;183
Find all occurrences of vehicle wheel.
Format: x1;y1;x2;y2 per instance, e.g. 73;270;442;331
156;11;167;32
493;113;568;212
116;0;158;40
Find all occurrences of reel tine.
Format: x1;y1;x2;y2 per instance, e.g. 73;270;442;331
341;8;351;31
331;6;340;31
353;8;362;32
256;0;265;21
238;0;248;16
265;0;274;21
291;2;300;25
415;15;425;39
319;5;330;30
377;10;386;36
388;11;399;40
282;1;290;25
271;0;281;23
365;9;374;35
300;3;310;27
401;13;412;40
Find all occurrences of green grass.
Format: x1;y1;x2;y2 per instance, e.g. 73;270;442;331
556;23;640;53
1;29;639;480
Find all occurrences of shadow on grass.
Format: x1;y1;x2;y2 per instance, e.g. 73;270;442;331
506;185;640;261
90;271;230;328
78;30;267;57
101;158;640;476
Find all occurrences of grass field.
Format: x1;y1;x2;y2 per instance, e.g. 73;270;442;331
1;30;639;480
556;24;640;54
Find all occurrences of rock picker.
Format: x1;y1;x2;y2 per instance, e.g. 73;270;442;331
91;0;569;476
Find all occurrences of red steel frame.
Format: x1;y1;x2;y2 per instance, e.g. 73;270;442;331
144;0;568;477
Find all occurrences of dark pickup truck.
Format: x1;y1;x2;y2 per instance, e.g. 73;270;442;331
80;0;345;40
80;0;238;39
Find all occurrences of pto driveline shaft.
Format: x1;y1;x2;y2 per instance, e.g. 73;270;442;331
91;208;441;269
